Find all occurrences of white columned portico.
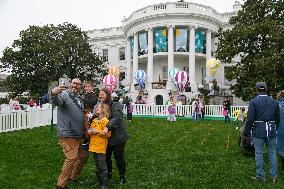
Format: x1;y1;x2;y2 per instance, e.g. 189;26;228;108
189;26;196;92
166;25;175;90
147;28;153;89
132;32;139;86
206;29;212;79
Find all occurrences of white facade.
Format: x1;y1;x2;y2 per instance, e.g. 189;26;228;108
87;1;241;104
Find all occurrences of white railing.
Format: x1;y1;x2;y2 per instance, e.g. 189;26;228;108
0;106;57;133
0;104;247;133
123;104;247;117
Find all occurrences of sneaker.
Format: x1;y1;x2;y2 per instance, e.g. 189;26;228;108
271;176;277;183
251;176;265;182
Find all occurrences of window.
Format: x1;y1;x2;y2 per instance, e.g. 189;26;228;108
119;47;125;61
102;49;108;62
162;66;168;80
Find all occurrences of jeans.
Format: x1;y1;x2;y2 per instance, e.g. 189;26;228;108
192;112;200;121
224;116;230;124
253;137;278;179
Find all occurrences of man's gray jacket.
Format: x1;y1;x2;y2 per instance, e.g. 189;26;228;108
50;90;85;138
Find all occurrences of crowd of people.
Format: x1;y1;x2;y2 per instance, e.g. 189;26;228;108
2;95;49;111
47;78;284;188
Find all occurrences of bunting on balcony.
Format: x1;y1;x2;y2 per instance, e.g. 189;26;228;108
176;29;187;52
195;31;205;54
155;28;167;52
138;32;148;55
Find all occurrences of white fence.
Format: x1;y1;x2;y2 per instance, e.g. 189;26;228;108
0;104;247;133
125;104;247;117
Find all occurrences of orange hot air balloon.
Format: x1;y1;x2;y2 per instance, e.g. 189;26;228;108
108;66;120;78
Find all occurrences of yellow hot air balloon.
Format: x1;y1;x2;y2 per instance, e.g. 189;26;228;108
206;58;221;77
108;66;120;78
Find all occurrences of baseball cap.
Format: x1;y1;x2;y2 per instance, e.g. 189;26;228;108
255;82;267;90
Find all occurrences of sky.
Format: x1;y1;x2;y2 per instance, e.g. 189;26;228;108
0;0;243;58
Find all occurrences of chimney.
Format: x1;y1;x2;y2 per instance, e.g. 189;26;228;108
233;1;242;12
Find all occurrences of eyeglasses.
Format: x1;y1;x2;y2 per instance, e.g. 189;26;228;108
72;82;81;86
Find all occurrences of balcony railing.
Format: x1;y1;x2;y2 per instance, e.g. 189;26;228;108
151;81;167;89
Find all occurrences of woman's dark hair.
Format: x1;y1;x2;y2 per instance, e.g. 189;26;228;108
101;88;112;105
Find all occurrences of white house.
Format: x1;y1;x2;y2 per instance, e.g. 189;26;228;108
87;1;243;104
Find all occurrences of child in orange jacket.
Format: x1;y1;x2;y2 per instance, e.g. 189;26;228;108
88;103;111;189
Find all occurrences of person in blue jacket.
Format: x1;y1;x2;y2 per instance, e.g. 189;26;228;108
244;82;280;183
276;90;284;173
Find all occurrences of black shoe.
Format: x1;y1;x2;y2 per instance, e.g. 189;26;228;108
271;176;277;183
251;176;265;182
119;176;126;185
107;173;112;179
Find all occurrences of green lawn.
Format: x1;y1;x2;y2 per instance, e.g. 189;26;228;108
0;118;282;189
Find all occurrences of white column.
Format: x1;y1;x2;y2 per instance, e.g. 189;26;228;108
147;28;153;89
126;38;132;84
189;26;196;92
166;25;175;90
132;32;139;86
206;29;212;79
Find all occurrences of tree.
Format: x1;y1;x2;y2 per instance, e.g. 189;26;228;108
0;22;107;96
216;0;284;101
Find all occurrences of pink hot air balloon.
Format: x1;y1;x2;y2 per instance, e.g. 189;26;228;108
174;71;190;92
103;74;118;93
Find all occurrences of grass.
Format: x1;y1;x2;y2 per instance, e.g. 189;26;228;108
0;118;282;189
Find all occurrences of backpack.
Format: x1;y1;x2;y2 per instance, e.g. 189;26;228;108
238;126;255;156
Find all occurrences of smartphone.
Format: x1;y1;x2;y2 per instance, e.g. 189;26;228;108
59;78;68;88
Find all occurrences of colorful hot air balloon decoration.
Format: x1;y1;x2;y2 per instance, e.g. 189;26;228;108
206;58;221;77
168;67;180;81
174;71;190;92
108;66;120;78
134;70;146;89
103;74;118;93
